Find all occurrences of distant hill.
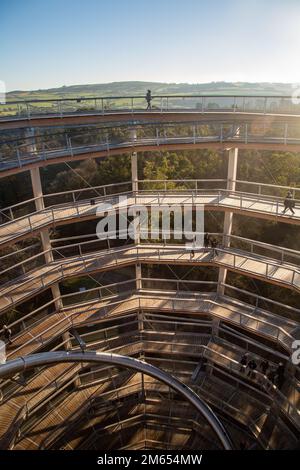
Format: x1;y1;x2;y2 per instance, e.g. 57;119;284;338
6;81;297;101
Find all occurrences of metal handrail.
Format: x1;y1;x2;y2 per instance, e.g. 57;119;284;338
1;312;298;438
0;351;234;450
3;327;298;422
2;176;300;218
4;93;300;104
1;94;300;119
2;130;300;172
1;286;297;358
3;226;299;284
1;191;299;257
0;180;132;222
38;342;299;441
5;314;293;438
2;348;293;450
1;243;300;316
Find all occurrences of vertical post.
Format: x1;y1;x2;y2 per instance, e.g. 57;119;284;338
131;129;138;193
131;129;142;290
284;123;288;145
212;318;220;337
138;310;143;333
28;134;62;312
217;148;238;296
136;263;142;290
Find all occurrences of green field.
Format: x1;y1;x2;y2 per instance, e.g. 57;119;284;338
6;80;296;102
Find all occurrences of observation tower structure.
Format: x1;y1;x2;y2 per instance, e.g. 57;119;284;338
0;95;299;450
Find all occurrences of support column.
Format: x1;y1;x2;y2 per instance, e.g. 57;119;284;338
30;167;53;264
24;127;37;155
138;310;144;333
131;129;141;290
217;148;238;296
131;128;138;193
136;263;142;290
30;167;53;265
131;152;138;193
212;317;220;336
29;144;62;311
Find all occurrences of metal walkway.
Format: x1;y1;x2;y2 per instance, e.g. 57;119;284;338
1;188;300;247
1;244;299;314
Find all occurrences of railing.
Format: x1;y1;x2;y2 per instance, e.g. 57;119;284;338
0;179;295;223
63;338;300;433
142;279;300;331
1;181;300;247
2;232;300;287
2;339;298;448
1;242;300;316
201;348;299;427
1;303;298;438
73;337;300;434
0;405;27;449
1;94;300;119
2;122;300;171
220;282;300;319
80;376;268;449
20;372;221;449
136;294;297;350
138;178;300;200
136;187;300;216
0;278;137;343
194;365;297;448
1;278;297;358
0;180;131;224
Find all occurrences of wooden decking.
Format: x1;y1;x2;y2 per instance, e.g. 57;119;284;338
1;244;299;314
4;290;299;362
1;109;300;131
3;138;300;178
5;351;296;450
1;192;299;247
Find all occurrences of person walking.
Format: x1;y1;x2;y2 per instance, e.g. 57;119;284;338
204;232;210;250
210;237;219;256
260;359;269;376
3;324;12;345
240;353;248;373
247;359;257;378
267;367;277;385
282;190;295;215
146;90;152;110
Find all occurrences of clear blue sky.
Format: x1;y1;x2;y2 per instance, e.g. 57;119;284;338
1;0;300;91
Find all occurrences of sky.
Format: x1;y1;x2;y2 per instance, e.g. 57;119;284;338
1;0;300;91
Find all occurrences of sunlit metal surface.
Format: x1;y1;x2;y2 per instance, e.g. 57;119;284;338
0;350;234;449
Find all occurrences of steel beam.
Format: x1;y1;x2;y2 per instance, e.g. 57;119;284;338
0;351;234;449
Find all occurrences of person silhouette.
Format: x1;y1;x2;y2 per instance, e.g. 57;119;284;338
3;325;12;345
146;90;152;110
282;190;295;215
